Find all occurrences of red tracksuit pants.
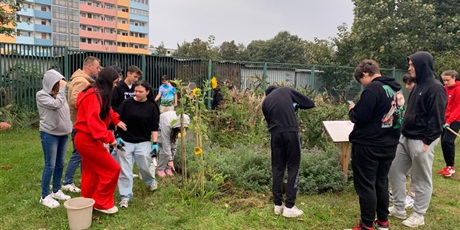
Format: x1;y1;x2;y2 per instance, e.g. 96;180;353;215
74;131;120;210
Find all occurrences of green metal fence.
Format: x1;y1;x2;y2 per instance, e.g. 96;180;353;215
0;42;407;110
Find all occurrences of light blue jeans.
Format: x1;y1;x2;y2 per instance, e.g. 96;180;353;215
62;129;81;186
40;131;68;198
117;141;155;201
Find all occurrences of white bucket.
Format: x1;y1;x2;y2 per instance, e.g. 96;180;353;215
64;197;95;230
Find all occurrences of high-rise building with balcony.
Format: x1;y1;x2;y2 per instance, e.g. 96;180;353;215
0;0;150;54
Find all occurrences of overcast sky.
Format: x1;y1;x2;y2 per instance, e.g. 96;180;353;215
149;0;354;48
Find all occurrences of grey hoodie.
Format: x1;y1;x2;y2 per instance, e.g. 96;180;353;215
36;69;72;136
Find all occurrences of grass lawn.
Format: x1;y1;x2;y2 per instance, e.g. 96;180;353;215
1;128;459;229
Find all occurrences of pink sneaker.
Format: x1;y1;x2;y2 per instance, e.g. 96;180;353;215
156;170;166;177
165;168;173;176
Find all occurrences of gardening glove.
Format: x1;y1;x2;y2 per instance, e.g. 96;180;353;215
116;137;125;151
293;103;298;112
444;123;450;128
151;142;159;154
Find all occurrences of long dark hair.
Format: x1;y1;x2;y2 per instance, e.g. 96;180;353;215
95;67;119;120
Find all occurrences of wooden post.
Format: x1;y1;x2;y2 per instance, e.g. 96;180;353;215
340;142;350;174
322;121;354;176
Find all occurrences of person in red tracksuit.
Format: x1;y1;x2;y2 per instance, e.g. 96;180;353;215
74;67;127;214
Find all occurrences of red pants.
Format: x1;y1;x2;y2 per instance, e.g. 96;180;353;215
75;131;120;210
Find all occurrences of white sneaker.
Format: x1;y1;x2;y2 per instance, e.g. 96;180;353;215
40;195;60;208
274;204;284;215
119;200;129;208
282;205;304;218
150;181;158;191
402;212;424;228
404;195;414;209
61;183;81;193
51;190;71;201
133;173;139;179
95;206;118;214
388;206;406;219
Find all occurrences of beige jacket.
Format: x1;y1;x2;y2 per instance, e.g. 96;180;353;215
68;69;95;124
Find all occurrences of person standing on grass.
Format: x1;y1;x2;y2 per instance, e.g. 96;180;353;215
388;51;447;228
116;80;160;208
62;56;101;193
438;70;460;177
156;111;190;177
262;86;315;218
74;67;127;214
346;60;403;230
154;75;177;113
36;69;73;208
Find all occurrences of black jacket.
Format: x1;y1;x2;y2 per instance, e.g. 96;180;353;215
402;51;447;145
262;86;315;134
112;81;135;113
349;76;402;147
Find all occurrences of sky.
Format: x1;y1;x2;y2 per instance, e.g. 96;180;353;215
149;0;355;48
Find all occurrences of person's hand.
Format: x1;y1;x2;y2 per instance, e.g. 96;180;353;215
116;137;124;145
110;140;117;146
59;80;67;87
423;144;429;152
174;102;178;107
151;142;158;153
444;123;450;128
117;121;127;131
348;104;355;110
167;160;175;172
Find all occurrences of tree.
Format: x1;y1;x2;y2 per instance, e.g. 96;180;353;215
302;38;336;65
155;42;168;56
174;36;218;59
0;0;26;36
218;40;249;61
247;31;306;64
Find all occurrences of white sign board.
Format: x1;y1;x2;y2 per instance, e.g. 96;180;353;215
322;120;354;143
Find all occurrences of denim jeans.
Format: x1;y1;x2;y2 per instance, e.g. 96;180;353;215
117;141;155;201
40;131;68;198
62;129;81;186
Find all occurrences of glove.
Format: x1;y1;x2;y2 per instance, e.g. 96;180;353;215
150;142;159;157
444;123;450;128
116;137;125;150
293;103;298;112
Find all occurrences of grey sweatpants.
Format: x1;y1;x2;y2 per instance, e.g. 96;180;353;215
388;135;439;215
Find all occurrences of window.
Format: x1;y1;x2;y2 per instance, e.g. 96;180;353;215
42;33;47;39
41;20;46;25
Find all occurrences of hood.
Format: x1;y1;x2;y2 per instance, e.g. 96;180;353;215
265;86;279;96
76;87;96;110
172;114;190;128
42;69;64;94
407;51;434;84
373;76;401;92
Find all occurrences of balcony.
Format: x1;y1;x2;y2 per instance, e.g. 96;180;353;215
34;10;51;19
80;30;116;41
116;35;131;43
35;38;52;46
117;11;129;19
35;0;52;5
117;46;149;54
80;17;116;28
80;4;116;17
80;43;117;52
0;35;16;43
129;14;148;23
16;36;34;44
129;25;148;34
35;24;52;33
17;8;34;17
118;0;129;7
126;36;148;45
99;0;117;4
117;23;129;31
17;22;34;31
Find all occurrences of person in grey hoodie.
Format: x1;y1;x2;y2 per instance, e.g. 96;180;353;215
156;111;190;177
36;69;73;208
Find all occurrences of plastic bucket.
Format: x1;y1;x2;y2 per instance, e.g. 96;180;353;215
64;197;95;230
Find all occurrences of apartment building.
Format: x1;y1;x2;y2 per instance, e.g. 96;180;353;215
0;0;149;54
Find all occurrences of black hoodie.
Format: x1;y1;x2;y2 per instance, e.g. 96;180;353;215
402;51;447;145
111;80;135;112
262;86;315;134
349;76;402;147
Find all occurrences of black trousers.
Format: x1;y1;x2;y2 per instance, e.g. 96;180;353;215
351;144;396;227
441;121;460;167
270;132;301;208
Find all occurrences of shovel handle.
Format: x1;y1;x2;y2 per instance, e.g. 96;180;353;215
446;126;460;138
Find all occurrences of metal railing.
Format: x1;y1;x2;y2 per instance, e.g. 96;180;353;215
0;42;407;110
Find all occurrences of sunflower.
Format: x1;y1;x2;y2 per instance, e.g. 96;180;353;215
211;77;218;89
191;88;202;97
194;147;203;155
